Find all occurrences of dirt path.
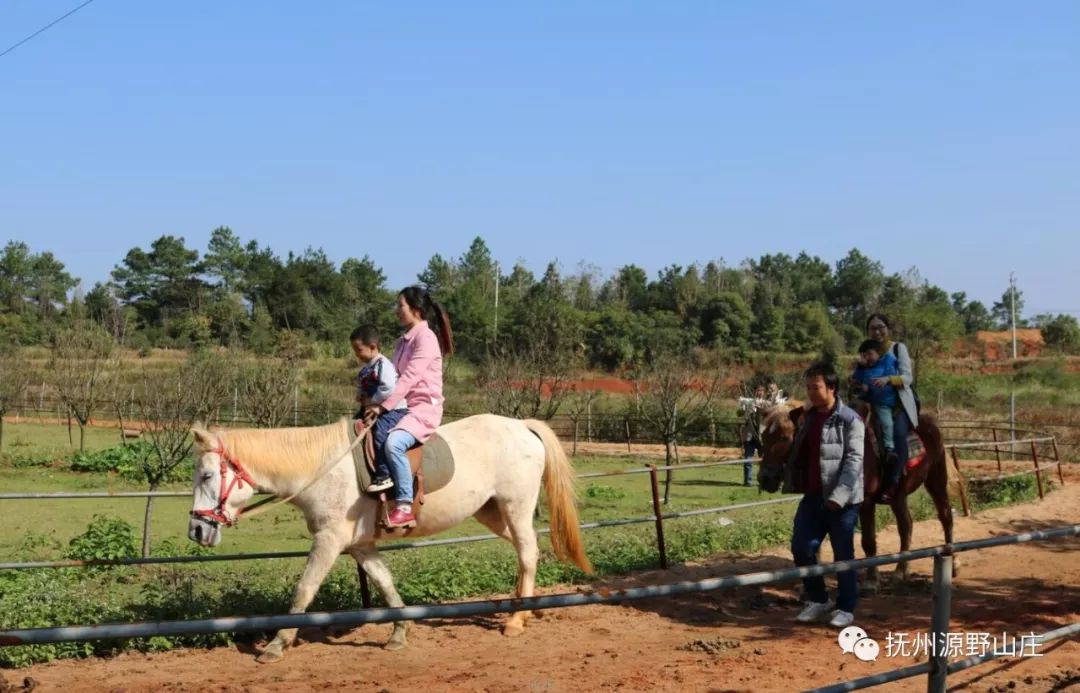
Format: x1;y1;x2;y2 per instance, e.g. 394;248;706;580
11;467;1080;693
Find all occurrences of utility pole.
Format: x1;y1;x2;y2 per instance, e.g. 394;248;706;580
1010;272;1018;360
1009;272;1017;458
493;261;500;342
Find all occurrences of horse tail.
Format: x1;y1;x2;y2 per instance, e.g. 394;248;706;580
917;413;957;491
524;419;593;574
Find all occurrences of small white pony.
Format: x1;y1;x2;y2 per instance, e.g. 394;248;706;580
188;413;592;663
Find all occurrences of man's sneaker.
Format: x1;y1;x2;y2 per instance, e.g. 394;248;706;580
795;600;835;623
829;610;855;628
366;476;394;493
385;506;417;529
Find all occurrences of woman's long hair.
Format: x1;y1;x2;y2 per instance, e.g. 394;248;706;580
400;286;455;356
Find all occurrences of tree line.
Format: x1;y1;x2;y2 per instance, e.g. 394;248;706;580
2;230;1079;364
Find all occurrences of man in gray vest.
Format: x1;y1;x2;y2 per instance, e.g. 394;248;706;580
784;360;864;629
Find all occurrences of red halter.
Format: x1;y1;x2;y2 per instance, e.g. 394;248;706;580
190;445;258;527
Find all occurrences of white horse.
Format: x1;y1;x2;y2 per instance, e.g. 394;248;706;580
188;413;592;663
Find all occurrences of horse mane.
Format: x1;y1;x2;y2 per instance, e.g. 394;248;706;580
761;400;804;438
201;418;351;480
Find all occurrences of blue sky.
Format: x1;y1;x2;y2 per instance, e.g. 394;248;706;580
2;2;1078;317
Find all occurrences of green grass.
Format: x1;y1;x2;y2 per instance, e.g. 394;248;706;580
1;421;127;457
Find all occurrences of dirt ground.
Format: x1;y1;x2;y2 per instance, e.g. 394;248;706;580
7;464;1080;693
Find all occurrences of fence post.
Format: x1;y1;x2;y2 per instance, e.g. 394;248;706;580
625;417;632;453
293;385;299;426
586;400;592;443
1030;440;1044;499
1052;437;1065;486
950;446;971;517
357;564;372;609
991;428;1002;474
927;552;954;693
572;420;579;457
648;465;668;569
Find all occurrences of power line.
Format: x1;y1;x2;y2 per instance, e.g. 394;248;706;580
0;0;98;60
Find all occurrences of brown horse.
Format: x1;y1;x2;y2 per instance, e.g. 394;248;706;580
757;401;957;591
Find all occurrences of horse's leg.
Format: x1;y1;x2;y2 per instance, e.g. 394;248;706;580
860;503;879;595
350;545;411;650
892;496;913;581
475;497;547;622
258;530;345;663
925;452;959;577
499;496;540;637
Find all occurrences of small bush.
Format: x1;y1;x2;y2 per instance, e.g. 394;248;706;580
8;452;58;469
967;474;1041;509
66;515;137;564
585;484;626;501
69;442;193;482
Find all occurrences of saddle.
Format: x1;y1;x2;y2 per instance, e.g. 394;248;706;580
348;417;455;533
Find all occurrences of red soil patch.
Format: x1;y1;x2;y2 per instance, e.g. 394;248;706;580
974;329;1045;361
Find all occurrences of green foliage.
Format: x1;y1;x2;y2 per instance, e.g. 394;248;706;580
1013;359;1070;389
951;292;994;334
0;234;1046;376
831;249;885;325
586;308;651;370
8;451;58;469
69;442;194;481
785;302;834;354
967;474;1041;509
1038;314;1080;354
698;291;753;350
0;569;128;667
992;285;1026;330
66;515;138;564
918;368;979;408
584;484;626;501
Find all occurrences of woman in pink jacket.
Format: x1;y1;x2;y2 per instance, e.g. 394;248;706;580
374;286;454;528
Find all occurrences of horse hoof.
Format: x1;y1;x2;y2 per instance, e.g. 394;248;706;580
385;623;409;651
503;621;526;638
256;646;284;664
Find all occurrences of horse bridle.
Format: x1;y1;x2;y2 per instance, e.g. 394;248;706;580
190;445;257;527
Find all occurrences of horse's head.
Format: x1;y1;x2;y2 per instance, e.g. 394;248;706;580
757;402;805;493
188;426;256;547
